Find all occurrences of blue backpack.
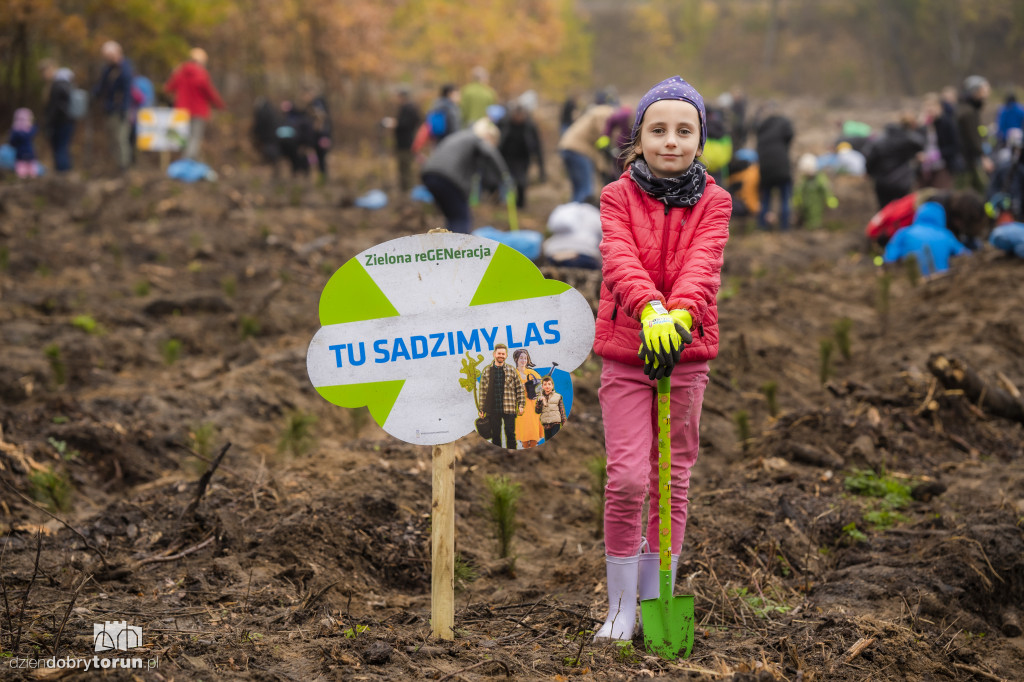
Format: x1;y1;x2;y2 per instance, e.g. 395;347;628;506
426;107;448;138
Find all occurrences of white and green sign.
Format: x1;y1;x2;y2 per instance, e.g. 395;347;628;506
306;233;595;445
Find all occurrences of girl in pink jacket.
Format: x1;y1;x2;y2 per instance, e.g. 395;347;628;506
592;76;731;642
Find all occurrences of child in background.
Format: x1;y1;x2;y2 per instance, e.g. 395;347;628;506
534;376;566;441
882;201;969;276
9;109;39;179
592;76;730;642
792;153;838;229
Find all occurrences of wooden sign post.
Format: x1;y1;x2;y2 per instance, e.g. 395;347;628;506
431;442;455;639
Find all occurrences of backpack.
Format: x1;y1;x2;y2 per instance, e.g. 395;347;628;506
68;88;89;120
425;107;448;138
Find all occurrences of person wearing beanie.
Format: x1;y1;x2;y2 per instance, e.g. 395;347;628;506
792;153;838;229
591;75;730;644
8;108;39;179
164;47;225;161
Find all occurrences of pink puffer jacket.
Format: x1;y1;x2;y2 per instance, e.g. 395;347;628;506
593;169;731;366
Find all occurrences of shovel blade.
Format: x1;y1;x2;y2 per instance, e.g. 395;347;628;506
640;594;694;660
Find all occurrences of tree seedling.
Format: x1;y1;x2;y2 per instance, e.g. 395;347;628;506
277;411;317;457
188;422;217;473
819;339;834;384
161;338;183;365
133;280;151;297
832;317;853;362
734;410;751;445
342;624;369;639
239;315;261;339
48;437;79;462
760;381;779;417
903;254;920;287
453;553;477;592
44;344;66;385
841;522;867;544
29;466;73;512
484;474;522;573
221;275;238;297
876;271;891;333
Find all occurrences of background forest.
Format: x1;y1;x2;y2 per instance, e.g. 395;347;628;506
3;0;1024;129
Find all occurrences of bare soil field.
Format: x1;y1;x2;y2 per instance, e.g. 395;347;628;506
1;117;1023;681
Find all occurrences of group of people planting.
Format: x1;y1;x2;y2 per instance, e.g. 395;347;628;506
6;42;226;177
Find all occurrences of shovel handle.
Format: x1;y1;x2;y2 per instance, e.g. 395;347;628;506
657;376;671;577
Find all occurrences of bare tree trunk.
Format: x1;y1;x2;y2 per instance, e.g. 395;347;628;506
761;0;781;71
879;0;916;96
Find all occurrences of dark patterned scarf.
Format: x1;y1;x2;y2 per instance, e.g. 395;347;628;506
629;158;707;208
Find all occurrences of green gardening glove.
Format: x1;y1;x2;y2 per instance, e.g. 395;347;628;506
637;301;683;380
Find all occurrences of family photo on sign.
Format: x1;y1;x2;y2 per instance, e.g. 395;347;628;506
473;345;570;450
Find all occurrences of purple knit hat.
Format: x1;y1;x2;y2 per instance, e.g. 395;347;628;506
630;76;706;151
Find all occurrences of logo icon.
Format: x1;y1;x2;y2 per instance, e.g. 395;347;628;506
93;621;142;652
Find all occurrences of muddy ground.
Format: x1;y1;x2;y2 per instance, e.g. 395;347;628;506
1;104;1023;681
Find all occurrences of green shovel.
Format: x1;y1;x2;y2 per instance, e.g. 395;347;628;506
640;376;695;660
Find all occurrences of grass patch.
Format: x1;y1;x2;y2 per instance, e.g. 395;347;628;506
72;314;104;335
731;586;792;619
844;468;912;509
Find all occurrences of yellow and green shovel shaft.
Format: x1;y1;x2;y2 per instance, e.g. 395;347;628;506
640;376;695;661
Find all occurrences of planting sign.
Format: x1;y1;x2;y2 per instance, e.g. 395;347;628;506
306;233;595;445
136;107;189;152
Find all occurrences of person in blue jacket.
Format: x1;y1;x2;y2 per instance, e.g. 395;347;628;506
883;201;969;276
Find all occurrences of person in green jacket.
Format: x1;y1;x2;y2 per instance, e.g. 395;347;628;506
793;153;838;229
460;66;497;127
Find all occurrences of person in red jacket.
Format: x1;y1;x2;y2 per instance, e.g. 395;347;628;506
164;47;225;160
592;76;731;643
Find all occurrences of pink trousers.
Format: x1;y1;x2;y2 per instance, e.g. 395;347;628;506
598;357;709;558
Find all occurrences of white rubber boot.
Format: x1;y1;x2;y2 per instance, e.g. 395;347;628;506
593;554;640;642
638;549;679;632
